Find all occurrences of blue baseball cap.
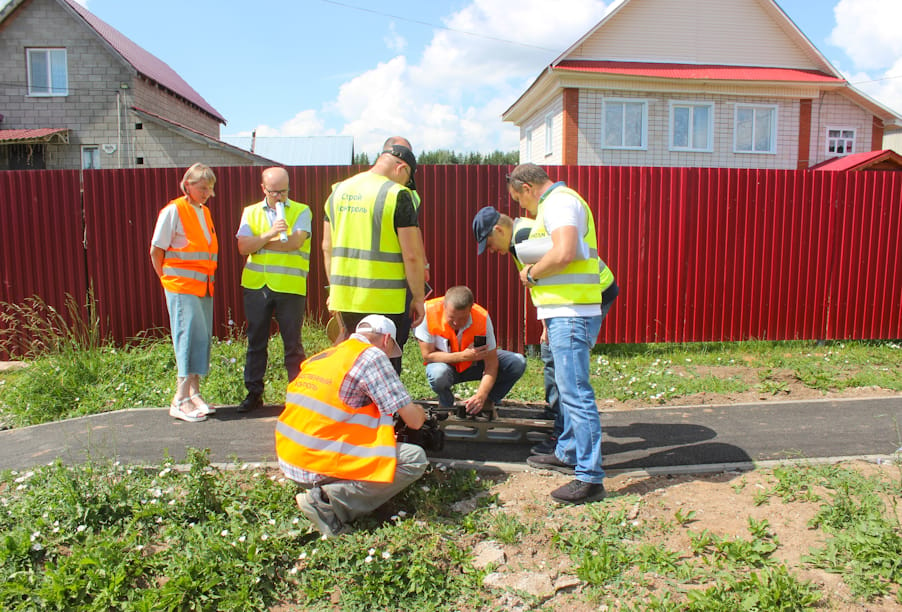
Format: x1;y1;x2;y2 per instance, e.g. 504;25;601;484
472;206;500;255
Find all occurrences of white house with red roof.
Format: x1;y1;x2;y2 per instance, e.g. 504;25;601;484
502;0;902;169
0;0;273;170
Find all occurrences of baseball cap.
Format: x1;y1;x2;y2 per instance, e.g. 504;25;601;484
472;206;501;255
383;144;418;191
355;315;402;358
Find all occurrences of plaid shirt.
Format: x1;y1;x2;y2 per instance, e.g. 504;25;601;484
279;334;411;484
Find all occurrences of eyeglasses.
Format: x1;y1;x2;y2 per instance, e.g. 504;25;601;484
264;188;289;196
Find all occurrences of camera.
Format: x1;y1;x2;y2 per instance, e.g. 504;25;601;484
395;413;445;452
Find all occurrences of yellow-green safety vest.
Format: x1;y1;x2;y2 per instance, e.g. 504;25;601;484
326;171;409;314
240;200;311;295
527;185;615;306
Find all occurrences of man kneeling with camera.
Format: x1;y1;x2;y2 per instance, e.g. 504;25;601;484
415;285;527;421
276;315;429;537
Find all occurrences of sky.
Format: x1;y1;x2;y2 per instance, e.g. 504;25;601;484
6;0;902;156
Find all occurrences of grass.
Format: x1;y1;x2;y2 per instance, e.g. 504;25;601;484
3;294;902;428
4;452;902;610
4;295;902;608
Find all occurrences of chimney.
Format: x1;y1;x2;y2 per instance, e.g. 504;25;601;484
250;129;256;153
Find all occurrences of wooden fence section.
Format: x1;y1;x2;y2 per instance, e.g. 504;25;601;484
1;165;901;357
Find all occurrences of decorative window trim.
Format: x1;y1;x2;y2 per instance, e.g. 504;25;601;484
82;145;101;170
602;98;648;150
825;126;856;156
544;114;554;157
668;101;714;152
733;103;778;154
26;48;68;97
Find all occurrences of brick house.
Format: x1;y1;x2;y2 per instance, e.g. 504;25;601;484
502;0;902;169
0;0;272;169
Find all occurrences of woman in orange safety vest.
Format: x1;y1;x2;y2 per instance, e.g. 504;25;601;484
149;163;219;423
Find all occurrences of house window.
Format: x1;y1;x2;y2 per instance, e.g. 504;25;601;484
603;99;647;149
670;102;713;152
826;128;855;156
525;128;533;161
82;146;100;170
734;104;777;153
545;114;553;157
27;48;68;96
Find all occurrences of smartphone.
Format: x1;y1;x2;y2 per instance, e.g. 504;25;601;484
473;335;487;348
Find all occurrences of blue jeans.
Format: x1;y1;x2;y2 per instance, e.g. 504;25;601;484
425;349;527;408
546;315;604;483
164;290;213;377
543;299;614;439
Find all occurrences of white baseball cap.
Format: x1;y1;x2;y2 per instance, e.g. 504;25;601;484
355;315;402;358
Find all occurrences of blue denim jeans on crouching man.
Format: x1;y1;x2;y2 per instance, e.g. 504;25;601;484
546;314;604;484
425;349;527;408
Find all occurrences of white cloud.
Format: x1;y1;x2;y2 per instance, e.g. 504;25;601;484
827;0;902;115
829;0;902;71
323;0;610;155
251;110;329;138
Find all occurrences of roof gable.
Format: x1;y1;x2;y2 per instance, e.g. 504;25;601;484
556;0;839;75
0;0;226;123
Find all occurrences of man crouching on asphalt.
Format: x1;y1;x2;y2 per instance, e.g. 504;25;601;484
276;315;428;537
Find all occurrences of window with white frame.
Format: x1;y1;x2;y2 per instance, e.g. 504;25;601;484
544;114;553;157
670;102;713;152
82;146;101;170
826;128;855;156
525;128;533;161
27;48;68;96
603;99;647;149
734;104;777;153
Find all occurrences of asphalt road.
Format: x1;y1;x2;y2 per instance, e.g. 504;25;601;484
2;396;900;474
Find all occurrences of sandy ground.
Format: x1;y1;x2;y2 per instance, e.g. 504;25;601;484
469;378;902;610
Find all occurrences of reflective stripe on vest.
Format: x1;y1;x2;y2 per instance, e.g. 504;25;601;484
275;338;397;483
160;196;218;297
424;299;488;373
326;172;407;313
240;200;311;295
527;185;603;307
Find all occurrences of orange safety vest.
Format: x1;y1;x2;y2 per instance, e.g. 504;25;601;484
424;298;488;373
276;338;398;483
159;196;218;297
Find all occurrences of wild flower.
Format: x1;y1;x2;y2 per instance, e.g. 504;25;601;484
221;529;229;536
76;525;86;532
364;555;373;563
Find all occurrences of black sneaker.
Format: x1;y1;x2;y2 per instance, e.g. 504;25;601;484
237;393;263;413
551;479;606;505
526;453;576;475
530;436;558;455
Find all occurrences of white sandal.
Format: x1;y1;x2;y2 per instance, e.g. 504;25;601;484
169;397;207;422
189;393;215;416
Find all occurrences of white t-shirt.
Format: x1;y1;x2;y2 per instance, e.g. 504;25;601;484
536;189;601;320
151;200;211;250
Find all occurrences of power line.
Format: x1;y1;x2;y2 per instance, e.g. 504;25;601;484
316;0;558;53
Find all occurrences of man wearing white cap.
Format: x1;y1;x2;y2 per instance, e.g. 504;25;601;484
276;315;428;536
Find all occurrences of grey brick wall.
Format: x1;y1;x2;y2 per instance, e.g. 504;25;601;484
0;0;228;169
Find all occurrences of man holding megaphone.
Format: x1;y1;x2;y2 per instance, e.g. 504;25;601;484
236;167;312;413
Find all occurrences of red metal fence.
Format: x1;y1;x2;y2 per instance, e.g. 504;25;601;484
2;165;901;358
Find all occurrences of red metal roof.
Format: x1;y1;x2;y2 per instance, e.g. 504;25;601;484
60;0;225;123
554;60;843;83
810;149;902;171
0;128;69;143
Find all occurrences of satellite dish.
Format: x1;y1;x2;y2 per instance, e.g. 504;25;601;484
101;144;117;154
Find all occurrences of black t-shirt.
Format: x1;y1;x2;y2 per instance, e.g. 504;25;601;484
324;187;419;230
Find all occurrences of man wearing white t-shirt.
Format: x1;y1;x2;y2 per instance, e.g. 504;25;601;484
506;163;618;505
